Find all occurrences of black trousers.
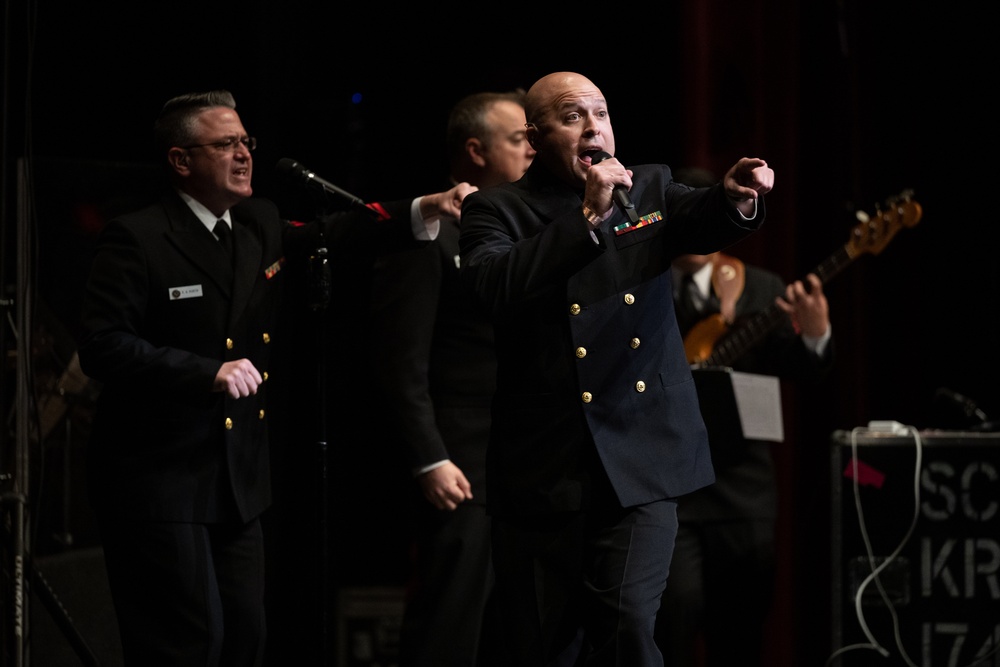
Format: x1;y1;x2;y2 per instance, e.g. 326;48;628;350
655;518;775;667
491;499;677;667
398;501;497;667
99;515;266;667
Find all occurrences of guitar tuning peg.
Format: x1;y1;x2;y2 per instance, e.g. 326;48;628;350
855;210;870;223
882;189;914;208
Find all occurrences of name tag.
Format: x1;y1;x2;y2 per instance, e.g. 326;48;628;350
169;284;203;300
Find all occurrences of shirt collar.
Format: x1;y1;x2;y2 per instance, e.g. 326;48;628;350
177;190;231;234
672;261;714;299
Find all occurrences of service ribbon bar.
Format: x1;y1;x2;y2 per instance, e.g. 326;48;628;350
265;257;286;279
613;210;663;236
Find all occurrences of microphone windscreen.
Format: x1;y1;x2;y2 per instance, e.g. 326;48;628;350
276;158;308;182
591;151;612;165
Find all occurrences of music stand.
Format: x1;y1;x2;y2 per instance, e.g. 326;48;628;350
692;367;784;445
692;367;746;444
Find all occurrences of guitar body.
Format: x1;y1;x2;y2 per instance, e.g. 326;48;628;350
684;314;730;365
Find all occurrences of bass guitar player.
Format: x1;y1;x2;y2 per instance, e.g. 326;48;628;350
654;170;835;667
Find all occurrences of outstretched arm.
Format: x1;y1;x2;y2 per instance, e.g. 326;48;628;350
723;157;774;218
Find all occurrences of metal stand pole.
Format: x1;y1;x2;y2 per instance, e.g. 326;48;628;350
306;241;331;666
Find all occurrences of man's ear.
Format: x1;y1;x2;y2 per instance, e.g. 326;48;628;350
466;138;487;168
167;147;190;173
525;123;539;150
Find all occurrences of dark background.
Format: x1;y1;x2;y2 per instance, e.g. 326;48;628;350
2;1;997;666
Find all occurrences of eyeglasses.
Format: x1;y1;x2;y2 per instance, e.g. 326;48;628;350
182;136;257;153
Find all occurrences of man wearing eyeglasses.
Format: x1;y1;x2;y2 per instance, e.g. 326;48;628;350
77;89;475;667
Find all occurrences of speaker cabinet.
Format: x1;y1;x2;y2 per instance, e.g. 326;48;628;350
336;587;404;667
30;547;122;667
830;429;1000;666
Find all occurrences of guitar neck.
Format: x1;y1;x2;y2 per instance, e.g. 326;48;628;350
698;194;921;368
701;243;853;368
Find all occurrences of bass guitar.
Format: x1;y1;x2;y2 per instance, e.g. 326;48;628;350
684;190;923;368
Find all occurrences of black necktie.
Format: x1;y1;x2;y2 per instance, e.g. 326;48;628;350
214;220;233;262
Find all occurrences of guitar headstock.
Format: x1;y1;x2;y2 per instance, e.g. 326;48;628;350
845;190;923;259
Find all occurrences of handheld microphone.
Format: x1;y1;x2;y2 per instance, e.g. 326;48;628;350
591;151;639;223
276;158;366;209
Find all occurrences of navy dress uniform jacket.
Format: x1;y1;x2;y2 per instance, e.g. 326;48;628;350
78;190;417;524
79;193;286;524
458;161;764;517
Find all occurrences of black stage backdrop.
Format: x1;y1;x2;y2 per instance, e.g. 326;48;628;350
2;2;997;666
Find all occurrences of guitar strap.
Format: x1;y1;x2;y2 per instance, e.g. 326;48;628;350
710;252;745;324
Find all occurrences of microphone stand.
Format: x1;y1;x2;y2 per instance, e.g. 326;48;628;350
306;238;332;666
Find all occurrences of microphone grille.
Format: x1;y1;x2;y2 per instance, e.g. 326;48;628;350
591;151;613;165
276;158;309;181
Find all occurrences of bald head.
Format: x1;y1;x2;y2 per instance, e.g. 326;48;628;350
523;71;615;187
524;71;602;127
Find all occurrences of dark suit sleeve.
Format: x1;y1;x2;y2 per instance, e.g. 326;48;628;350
281;199;425;262
459;188;605;317
369;243;451;473
459;167;763;318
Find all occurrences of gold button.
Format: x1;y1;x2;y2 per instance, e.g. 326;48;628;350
624;294;635;305
575;347;587;359
259;409;266;420
262;371;269;382
581;391;593;403
635;381;646;392
569;303;581;316
226;338;234;350
225;417;233;430
630;337;640;349
262;333;271;344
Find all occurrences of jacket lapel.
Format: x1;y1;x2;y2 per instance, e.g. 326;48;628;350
162;193;234;296
228;218;263;327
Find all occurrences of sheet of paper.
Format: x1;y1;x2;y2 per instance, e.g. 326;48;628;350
731;371;784;442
